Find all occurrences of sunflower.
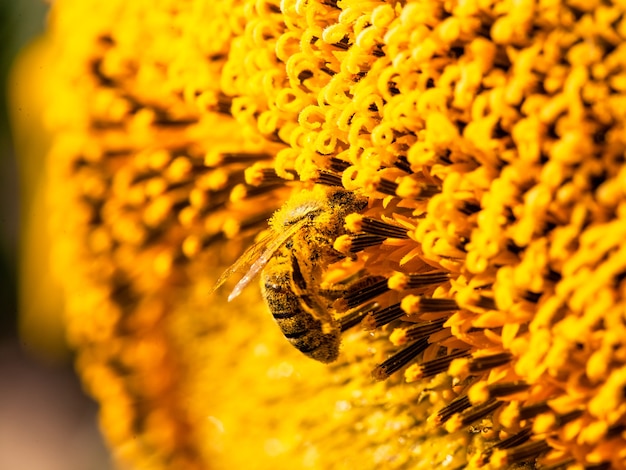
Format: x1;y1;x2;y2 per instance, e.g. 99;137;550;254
22;0;626;468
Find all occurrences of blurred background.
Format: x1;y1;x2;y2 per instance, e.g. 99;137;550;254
1;1;112;469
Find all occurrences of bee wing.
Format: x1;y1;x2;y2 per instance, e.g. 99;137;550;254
211;230;273;292
212;218;308;301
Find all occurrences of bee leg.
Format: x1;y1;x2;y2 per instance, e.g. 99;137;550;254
318;283;347;301
290;253;308;292
337;301;378;332
290;253;332;313
318;266;366;300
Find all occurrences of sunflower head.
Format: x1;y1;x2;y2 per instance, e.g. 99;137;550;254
29;0;626;469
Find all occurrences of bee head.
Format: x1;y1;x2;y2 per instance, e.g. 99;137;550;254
326;187;368;215
270;186;367;231
270;189;325;229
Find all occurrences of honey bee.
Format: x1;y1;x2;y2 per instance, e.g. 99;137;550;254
213;185;368;363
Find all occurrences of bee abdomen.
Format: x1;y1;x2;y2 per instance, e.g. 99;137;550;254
282;328;309;339
279;313;340;363
263;277;340;363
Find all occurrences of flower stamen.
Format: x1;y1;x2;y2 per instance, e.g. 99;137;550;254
337;275;389;310
371;338;430;381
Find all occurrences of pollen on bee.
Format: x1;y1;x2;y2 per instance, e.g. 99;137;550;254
268;190;326;229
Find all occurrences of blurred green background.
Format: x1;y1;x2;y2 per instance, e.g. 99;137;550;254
0;0;48;338
1;1;112;469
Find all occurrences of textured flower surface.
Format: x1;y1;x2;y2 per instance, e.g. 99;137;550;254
36;0;626;468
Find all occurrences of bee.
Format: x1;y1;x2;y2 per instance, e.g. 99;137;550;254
213;185;368;363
